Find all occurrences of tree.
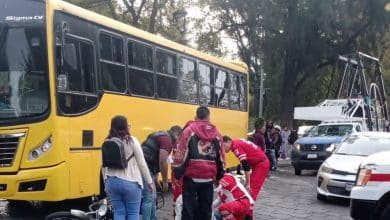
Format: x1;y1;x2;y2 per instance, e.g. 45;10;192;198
65;0;192;45
201;0;390;127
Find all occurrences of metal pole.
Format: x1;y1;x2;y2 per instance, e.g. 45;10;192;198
259;68;264;117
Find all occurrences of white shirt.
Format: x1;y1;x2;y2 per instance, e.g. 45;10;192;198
103;136;153;188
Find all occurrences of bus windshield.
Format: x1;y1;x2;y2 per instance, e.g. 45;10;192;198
0;25;49;120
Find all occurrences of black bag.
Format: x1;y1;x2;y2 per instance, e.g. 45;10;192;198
102;137;134;169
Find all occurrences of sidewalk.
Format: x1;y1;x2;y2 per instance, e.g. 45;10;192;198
277;158;291;167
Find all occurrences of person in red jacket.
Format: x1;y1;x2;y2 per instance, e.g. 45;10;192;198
213;173;254;220
166;126;183;220
173;106;225;220
223;136;269;202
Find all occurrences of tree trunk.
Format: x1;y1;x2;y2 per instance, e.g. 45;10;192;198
280;0;298;128
149;0;159;33
280;57;298;128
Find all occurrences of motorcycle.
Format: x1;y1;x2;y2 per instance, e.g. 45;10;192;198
45;192;164;220
44;196;112;220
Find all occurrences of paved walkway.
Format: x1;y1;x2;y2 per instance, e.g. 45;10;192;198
0;160;351;220
157;160;351;220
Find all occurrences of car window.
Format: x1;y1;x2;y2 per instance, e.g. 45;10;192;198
335;135;390;156
315;124;352;136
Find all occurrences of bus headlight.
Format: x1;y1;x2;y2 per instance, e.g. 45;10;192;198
29;136;52;160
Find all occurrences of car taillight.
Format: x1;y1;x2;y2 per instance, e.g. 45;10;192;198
356;168;372;186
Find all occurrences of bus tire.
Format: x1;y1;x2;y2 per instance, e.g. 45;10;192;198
294;168;302;175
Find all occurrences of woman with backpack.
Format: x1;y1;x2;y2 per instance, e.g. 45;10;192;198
103;115;154;220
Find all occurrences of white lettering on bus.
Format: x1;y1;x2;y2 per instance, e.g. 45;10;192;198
5;15;43;22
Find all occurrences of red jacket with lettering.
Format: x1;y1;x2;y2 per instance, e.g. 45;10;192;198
232;139;267;167
215;173;254;206
172;120;225;180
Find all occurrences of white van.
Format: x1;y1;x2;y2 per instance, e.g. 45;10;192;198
350;150;390;220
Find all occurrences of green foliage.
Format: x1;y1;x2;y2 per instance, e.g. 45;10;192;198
65;0;191;45
200;0;390;126
63;0;390;127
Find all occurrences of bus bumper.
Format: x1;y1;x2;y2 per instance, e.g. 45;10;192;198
0;162;69;201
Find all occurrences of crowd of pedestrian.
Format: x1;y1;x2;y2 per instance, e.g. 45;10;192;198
250;118;298;172
101;107;298;220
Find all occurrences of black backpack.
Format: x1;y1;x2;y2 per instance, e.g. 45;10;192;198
102;137;134;169
142;131;169;174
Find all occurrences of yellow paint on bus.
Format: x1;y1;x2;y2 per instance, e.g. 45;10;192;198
0;0;248;201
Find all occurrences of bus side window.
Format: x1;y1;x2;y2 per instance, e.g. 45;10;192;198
99;33;126;93
229;73;240;110
240;75;247;111
178;57;197;104
128;41;154;97
215;69;229;108
63;38;95;92
199;63;215;106
58;37;98;114
156;51;177;100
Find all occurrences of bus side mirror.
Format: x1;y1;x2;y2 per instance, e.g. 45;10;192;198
63;43;77;71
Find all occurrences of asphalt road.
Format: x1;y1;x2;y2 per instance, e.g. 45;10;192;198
0;160;351;220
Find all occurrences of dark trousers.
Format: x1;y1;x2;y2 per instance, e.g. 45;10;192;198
182;177;214;220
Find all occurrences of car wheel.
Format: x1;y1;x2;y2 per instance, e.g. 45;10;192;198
316;193;326;201
380;203;390;220
295;169;302;175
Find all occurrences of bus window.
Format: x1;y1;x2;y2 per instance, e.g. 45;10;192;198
128;41;154;97
199;63;214;85
99;33;125;93
215;69;229;108
156;51;177;100
64;37;94;93
128;42;153;70
239;75;247;111
99;34;111;60
58;36;98;114
230;73;240;110
199;63;216;106
112;37;123;63
178;57;197;104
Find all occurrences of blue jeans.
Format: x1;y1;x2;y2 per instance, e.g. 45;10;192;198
105;176;142;220
141;172;157;220
267;149;277;170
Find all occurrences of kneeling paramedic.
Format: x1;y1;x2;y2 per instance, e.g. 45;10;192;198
213;173;254;220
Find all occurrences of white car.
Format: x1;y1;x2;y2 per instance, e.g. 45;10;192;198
350;150;390;220
317;132;390;200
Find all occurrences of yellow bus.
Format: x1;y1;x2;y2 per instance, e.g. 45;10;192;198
0;0;248;201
